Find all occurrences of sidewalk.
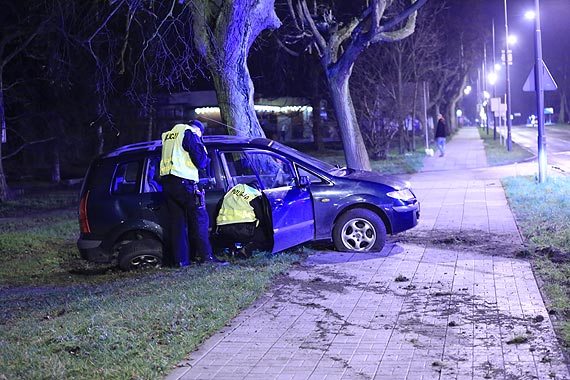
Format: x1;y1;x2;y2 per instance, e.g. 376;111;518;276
167;127;570;380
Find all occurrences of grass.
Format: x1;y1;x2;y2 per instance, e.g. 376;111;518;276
481;129;570;349
477;126;534;166
307;144;426;175
503;175;570;348
0;185;79;218
0;188;303;379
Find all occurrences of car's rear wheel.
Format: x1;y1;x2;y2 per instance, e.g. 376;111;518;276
118;239;163;271
333;209;386;252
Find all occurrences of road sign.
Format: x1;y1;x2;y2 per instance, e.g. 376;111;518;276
523;60;558;92
490;97;501;113
501;49;513;65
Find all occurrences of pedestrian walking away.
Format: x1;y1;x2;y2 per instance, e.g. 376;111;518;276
435;113;447;157
159;120;226;267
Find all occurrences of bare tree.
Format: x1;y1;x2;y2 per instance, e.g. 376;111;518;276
351;1;445;156
189;0;281;137
0;2;52;201
83;0;203;151
284;0;427;170
423;1;488;133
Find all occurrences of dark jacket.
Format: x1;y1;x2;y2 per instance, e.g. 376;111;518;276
183;129;210;169
435;117;447;138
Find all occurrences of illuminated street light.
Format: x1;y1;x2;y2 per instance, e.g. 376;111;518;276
507;35;518;45
464;85;472;95
488;72;498;86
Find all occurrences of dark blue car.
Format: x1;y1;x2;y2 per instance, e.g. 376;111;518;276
78;136;419;270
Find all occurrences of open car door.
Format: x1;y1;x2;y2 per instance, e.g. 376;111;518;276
220;150;314;253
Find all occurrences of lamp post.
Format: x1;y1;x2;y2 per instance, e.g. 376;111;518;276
482;45;489;135
528;2;547;182
504;0;513;151
492;19;498;140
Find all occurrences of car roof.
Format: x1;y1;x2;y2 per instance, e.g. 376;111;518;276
102;135;275;159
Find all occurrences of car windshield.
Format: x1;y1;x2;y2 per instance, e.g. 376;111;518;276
267;140;345;175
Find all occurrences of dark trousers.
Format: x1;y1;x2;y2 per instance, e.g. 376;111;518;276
162;175;212;266
214;223;270;258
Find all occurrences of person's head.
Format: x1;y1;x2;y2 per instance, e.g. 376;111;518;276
438;113;444;120
189;119;205;137
246;180;261;190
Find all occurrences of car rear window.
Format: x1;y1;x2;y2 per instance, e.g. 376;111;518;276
112;161;141;195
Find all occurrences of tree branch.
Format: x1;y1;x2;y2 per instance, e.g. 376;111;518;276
2;137;55;160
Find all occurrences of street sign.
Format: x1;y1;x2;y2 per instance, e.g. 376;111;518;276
523;60;558;92
501;49;513;65
490;97;501;113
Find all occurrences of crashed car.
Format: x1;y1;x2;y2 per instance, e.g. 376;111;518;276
77;135;420;270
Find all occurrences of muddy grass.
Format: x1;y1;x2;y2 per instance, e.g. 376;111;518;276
394;229;559;261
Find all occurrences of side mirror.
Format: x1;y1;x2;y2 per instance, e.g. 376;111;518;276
298;175;310;188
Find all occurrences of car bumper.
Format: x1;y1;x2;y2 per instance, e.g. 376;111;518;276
77;238;114;263
391;201;420;233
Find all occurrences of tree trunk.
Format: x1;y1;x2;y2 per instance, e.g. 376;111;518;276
559;92;567;124
51;144;61;184
397;50;406;155
146;107;154;141
328;70;371;171
310;96;324;151
191;0;280;138
0;74;10;202
448;72;468;132
212;66;263;137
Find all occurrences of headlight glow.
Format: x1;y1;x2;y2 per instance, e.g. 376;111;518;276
387;189;415;201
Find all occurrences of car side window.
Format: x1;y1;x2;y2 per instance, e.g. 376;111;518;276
112;161;141;195
143;157;162;193
221;151;294;189
247;153;293;189
221;152;259;187
297;165;326;184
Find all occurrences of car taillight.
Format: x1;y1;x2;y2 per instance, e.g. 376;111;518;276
79;191;91;233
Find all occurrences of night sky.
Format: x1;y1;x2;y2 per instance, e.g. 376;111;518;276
485;0;570;121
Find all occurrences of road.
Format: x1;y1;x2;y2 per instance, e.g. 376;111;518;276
509;124;570;174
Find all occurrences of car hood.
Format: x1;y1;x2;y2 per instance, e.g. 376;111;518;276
340;169;411;190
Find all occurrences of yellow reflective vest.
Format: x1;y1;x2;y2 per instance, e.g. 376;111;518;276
160;124;199;181
216;184;262;226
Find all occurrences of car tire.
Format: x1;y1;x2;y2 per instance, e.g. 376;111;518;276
118;239;163;271
333;209;386;252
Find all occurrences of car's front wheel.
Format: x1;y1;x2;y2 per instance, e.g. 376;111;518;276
118;239;163;271
333;209;386;252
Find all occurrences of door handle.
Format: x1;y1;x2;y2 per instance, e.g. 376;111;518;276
146;203;161;211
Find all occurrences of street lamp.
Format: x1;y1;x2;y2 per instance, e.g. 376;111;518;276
504;0;513;151
526;3;547;182
488;72;498;86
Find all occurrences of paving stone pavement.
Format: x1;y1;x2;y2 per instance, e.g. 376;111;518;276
167;127;570;380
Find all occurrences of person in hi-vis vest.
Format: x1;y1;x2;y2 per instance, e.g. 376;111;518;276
214;182;270;258
160;120;226;266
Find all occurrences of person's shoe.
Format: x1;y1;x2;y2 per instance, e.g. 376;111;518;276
204;255;229;266
234;247;249;259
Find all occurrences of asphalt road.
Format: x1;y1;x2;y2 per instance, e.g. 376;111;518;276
509;124;570;174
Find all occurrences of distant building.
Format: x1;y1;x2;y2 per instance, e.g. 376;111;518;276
153;91;326;142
